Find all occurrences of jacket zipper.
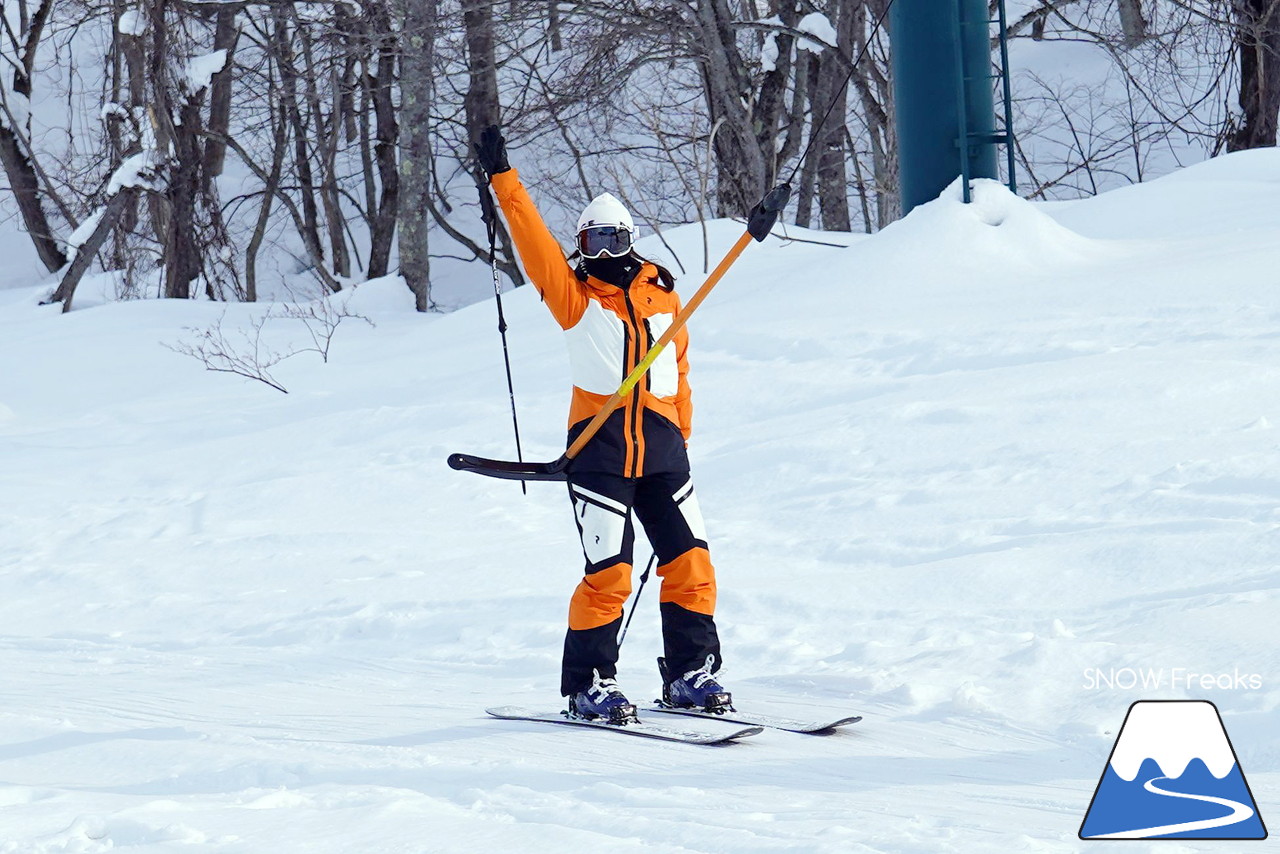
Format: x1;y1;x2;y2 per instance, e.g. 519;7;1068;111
622;285;643;478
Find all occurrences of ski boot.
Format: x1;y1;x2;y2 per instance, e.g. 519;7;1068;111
568;671;638;725
659;656;733;713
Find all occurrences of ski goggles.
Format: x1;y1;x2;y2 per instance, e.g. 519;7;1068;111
577;225;633;259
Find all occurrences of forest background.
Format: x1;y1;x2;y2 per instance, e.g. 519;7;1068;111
1;0;1275;310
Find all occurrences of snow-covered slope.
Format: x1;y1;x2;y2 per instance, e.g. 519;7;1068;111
1;153;1277;853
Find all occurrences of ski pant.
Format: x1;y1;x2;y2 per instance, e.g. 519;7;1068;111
561;470;722;696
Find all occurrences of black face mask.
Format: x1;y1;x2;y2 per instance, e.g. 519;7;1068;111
582;253;642;288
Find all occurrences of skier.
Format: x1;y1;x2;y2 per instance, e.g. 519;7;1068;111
474;125;730;724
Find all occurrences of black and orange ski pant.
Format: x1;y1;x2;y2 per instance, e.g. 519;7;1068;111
561;470;722;696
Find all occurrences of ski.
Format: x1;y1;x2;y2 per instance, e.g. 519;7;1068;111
646;703;862;734
485;706;763;745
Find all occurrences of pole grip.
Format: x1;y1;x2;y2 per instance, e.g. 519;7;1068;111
747;183;792;241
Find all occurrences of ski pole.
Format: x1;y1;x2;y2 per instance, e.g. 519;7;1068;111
479;185;527;495
618;551;658;649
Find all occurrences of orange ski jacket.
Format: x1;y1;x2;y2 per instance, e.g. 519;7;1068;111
491;169;693;477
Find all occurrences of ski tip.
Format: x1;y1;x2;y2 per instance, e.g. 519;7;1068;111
485;705;529;719
799;716;863;734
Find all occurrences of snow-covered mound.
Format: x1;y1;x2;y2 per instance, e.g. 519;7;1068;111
1;152;1277;853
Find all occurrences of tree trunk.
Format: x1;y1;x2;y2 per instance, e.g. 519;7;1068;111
0;121;67;271
548;2;563;52
462;0;501;139
816;0;853;232
398;0;437;310
754;1;800;188
462;0;523;288
246;100;289;303
851;0;898;228
273;8;326;274
165;96;204;299
693;0;768;216
112;4;148;266
296;21;350;279
794;55;820;228
1229;0;1280;151
44;188;138;312
366;0;399;281
0;0;67;272
202;4;241;184
1117;0;1147;48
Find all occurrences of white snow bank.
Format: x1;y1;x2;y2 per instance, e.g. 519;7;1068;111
875;177;1102;272
333;275;418;316
1045;147;1280;240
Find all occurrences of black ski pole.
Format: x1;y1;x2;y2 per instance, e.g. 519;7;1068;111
618;551;658;649
479;186;527;495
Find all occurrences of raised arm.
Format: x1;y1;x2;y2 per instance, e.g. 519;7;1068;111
474;127;585;330
489;169;586;330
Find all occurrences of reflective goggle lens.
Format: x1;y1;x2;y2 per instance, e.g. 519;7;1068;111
578;226;632;258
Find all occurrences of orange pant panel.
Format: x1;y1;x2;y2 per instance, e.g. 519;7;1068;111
567;562;633;630
656;549;716;616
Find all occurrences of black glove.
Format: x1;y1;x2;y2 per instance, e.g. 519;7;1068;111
474;124;510;177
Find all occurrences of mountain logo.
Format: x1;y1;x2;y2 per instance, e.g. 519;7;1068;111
1080;700;1267;840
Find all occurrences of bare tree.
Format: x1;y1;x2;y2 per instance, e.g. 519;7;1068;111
1228;0;1280;150
167;299;372;394
1118;0;1150;45
398;0;438;310
363;0;400;280
0;0;69;272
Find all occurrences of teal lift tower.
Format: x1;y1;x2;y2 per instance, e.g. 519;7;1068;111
889;0;1016;215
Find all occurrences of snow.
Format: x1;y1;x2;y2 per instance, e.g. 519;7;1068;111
99;102;130;124
186;50;229;94
65;208;105;251
107;151;161;194
761;32;780;73
1;152;1279;852
796;12;838;52
758;15;783;72
117;9;148;37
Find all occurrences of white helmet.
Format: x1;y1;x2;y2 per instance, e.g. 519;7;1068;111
576;192;636;259
576;192;635;234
